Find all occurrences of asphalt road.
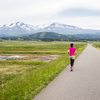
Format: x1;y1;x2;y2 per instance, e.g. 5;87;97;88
33;44;100;100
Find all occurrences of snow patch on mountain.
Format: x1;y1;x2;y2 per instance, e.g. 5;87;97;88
0;21;81;31
0;21;100;37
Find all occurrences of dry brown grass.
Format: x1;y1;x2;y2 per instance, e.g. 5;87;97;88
0;64;38;76
0;68;8;72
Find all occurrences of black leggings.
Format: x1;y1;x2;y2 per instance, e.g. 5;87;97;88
70;59;74;66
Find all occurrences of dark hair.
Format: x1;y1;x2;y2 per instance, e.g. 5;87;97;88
70;43;74;47
71;45;73;47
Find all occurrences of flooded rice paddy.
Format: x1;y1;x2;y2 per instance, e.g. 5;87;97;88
0;54;62;62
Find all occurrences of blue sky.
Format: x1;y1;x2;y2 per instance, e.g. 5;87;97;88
0;0;100;30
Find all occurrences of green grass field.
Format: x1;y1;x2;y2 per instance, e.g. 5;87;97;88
0;41;87;100
91;42;100;50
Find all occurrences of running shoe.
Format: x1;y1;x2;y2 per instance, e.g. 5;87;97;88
71;69;73;71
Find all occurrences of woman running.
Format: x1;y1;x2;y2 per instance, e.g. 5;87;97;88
68;43;76;71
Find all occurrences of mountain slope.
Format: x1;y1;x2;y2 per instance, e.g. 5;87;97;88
24;32;77;39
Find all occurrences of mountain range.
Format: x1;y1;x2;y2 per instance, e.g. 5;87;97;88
0;21;100;37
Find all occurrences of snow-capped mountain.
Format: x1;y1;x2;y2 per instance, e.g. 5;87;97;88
1;21;34;31
0;21;100;37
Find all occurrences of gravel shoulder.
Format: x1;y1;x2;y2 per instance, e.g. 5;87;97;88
33;44;100;100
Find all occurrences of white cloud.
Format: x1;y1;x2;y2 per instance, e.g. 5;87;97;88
61;0;100;10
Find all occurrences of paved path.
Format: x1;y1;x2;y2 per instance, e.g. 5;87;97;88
33;44;100;100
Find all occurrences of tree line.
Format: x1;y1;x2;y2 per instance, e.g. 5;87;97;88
0;37;100;42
